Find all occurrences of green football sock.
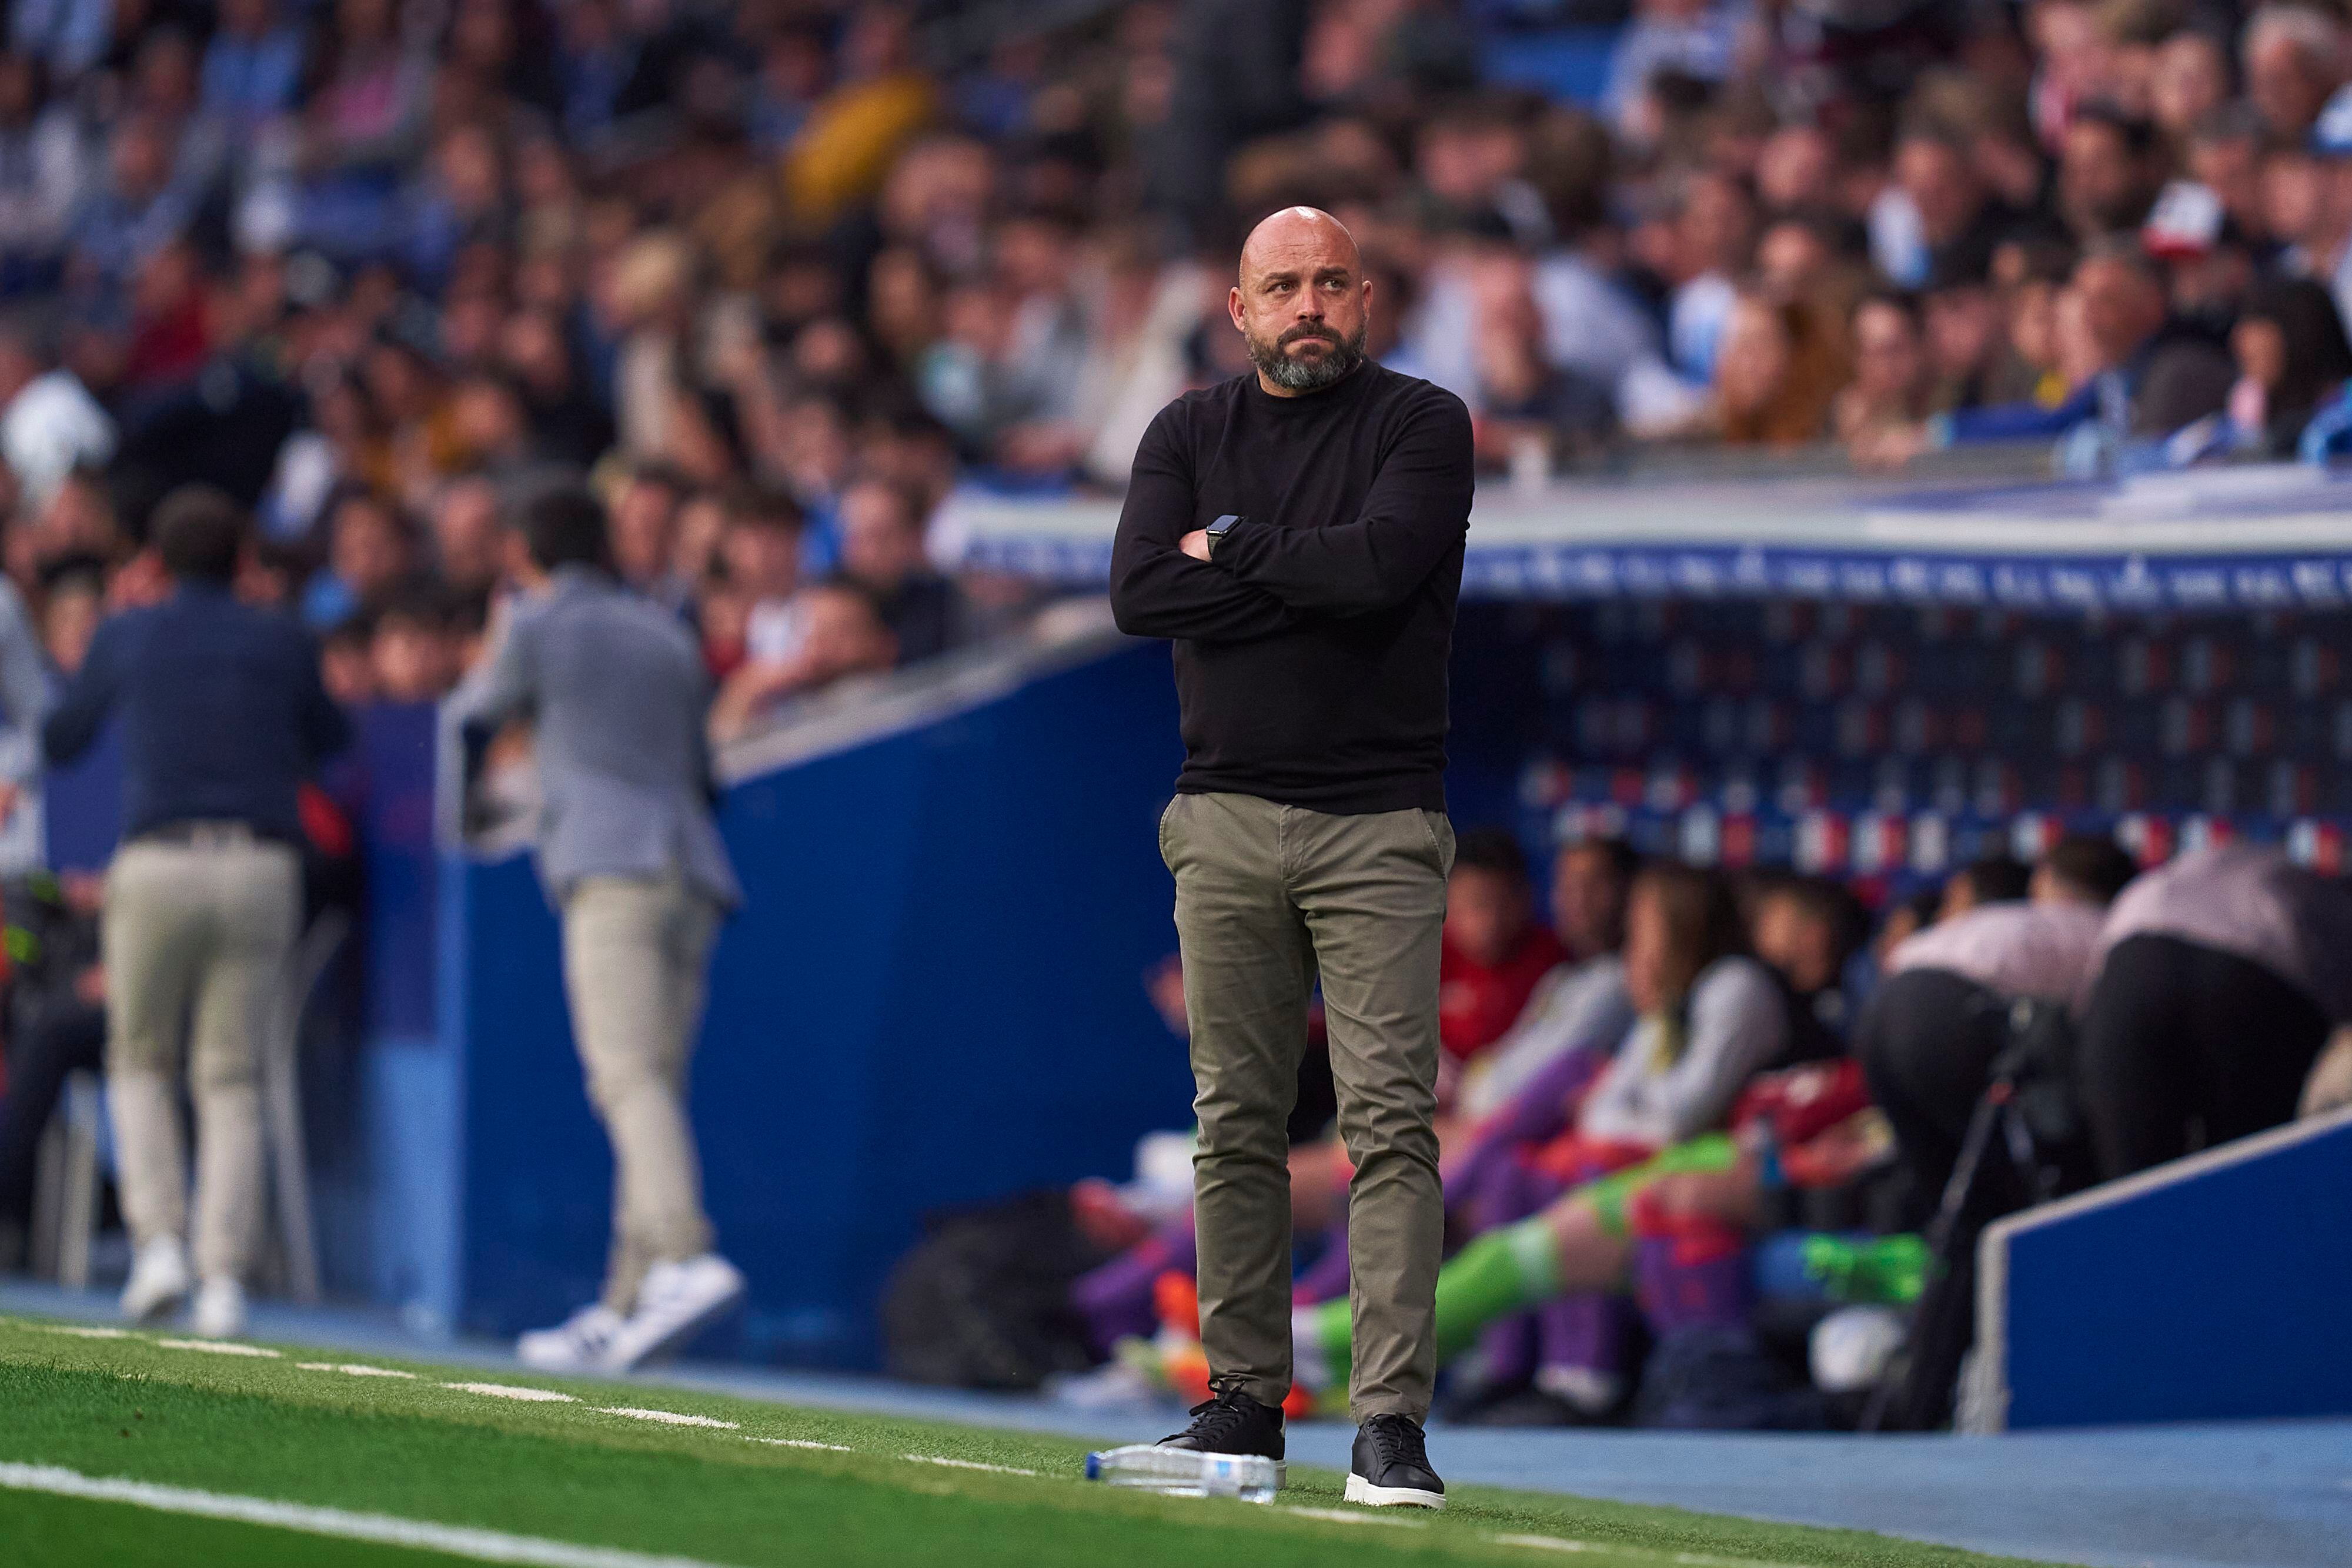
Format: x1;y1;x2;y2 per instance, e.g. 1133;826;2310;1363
1802;1233;1931;1305
1295;1217;1565;1390
1434;1218;1565;1365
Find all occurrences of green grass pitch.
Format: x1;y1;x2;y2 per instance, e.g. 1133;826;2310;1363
0;1313;2065;1567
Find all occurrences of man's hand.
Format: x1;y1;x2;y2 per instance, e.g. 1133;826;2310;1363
1178;529;1212;561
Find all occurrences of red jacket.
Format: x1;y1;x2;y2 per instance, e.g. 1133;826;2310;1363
1438;926;1566;1060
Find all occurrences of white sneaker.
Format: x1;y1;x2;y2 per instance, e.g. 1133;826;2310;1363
1534;1363;1624;1417
517;1304;624;1372
599;1254;745;1371
121;1237;191;1323
190;1278;247;1339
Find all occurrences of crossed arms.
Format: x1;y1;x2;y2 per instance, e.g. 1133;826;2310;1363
1107;390;1474;642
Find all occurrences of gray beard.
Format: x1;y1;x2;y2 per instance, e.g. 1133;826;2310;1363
1249;323;1368;392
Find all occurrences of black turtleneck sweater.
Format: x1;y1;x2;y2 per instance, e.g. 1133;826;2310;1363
1109;362;1473;814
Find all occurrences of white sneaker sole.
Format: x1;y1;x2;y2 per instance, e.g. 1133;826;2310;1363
122;1275;190;1325
515;1340;602;1372
121;1289;186;1325
600;1276;746;1371
1344;1472;1446;1509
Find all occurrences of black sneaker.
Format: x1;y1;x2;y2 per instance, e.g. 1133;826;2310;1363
1158;1388;1286;1487
1345;1413;1445;1509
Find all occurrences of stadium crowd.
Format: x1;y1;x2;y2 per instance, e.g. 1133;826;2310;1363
0;0;2349;715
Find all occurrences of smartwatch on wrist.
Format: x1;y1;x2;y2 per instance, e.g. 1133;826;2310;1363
1205;513;1242;557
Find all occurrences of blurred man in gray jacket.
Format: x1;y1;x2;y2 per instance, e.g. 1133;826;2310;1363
445;486;744;1372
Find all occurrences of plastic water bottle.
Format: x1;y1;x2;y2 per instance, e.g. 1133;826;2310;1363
1084;1445;1282;1503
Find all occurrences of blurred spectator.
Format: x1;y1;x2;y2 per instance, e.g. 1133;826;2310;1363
1439;828;1568;1064
1940;853;2034;919
36;553;105;674
2242;3;2348;142
1578;861;1783;1149
609;463;693;617
1605;0;1747;145
1458;838;1640;1123
2079;843;2352;1178
1865;238;2234;463
445;484;747;1372
2223;275;2352;454
372;584;462;704
306;489;418;628
429;475;507;598
1708;293;1845;446
1858;834;2140;1225
1746;874;1867;1061
1465;249;1617;472
720;486;807;668
202;0;305;135
707;577;899;745
1833;291;1932;443
0;323;115;510
2058;103;2165;242
836;476;964;664
69;113;195;303
0;52;82;293
2185;102;2269;243
38;486;348;1340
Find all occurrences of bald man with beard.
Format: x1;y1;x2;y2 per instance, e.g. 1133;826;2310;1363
1110;208;1473;1508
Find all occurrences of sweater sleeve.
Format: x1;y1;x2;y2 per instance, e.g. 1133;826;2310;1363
1108;403;1304;643
1210;385;1472;614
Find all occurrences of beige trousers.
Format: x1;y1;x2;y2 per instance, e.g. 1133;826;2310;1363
560;873;721;1313
103;833;301;1284
1161;791;1454;1423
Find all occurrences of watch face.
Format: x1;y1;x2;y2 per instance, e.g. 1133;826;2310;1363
1211;514;1241;533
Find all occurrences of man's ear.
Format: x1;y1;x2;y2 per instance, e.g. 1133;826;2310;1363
1228;284;1247;333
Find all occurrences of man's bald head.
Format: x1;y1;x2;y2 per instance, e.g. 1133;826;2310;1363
1238;206;1362;285
1230;206;1371;395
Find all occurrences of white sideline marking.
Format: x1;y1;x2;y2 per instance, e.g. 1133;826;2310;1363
445;1382;576;1403
596;1408;737;1429
902;1454;1038;1477
0;1462;734;1568
38;1325;133;1339
155;1340;279;1358
1492;1537;1603;1553
1285;1506;1424;1527
1490;1536;1813;1568
296;1363;417;1379
750;1437;851;1452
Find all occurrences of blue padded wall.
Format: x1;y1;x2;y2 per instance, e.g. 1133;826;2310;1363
453;641;1197;1367
1994;1112;2352;1428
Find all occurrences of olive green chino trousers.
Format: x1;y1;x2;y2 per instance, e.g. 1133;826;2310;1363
1160;790;1454;1423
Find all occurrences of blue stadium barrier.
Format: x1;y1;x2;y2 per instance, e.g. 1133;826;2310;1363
1975;1106;2352;1429
445;637;1196;1366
